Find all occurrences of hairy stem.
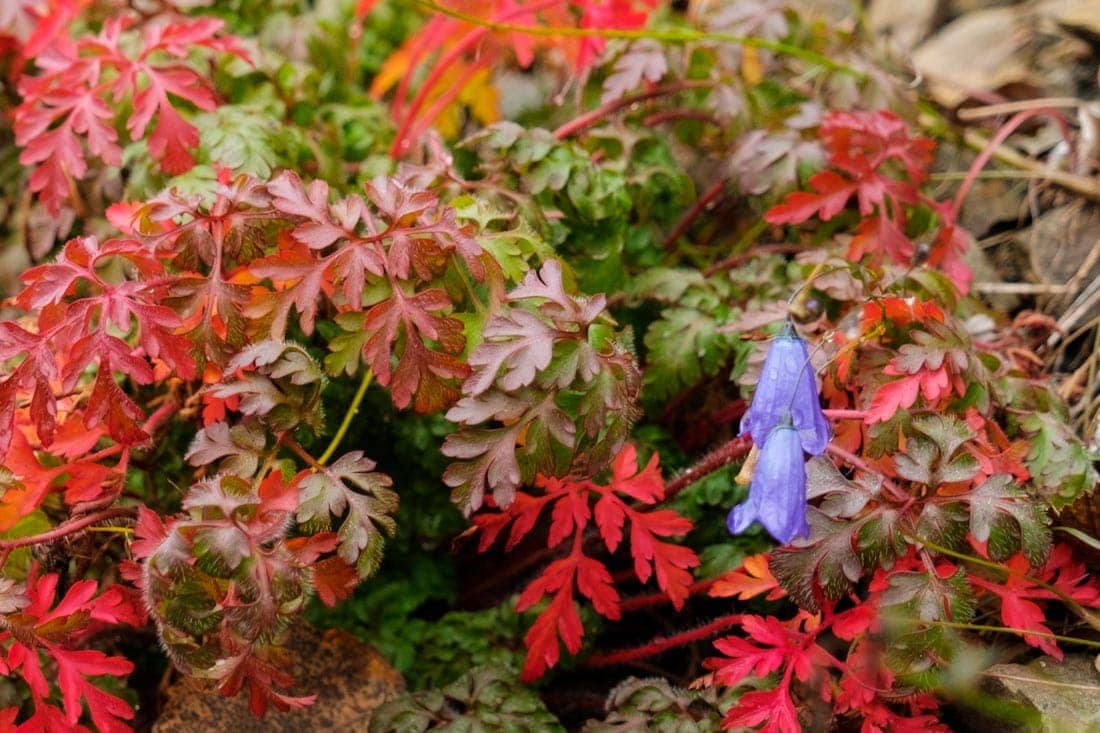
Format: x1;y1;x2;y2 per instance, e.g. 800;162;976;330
665;435;751;499
283;435;325;471
554;80;712;140
620;577;717;612
662;176;728;250
0;507;137;551
825;443;911;504
583;612;743;668
934;620;1100;651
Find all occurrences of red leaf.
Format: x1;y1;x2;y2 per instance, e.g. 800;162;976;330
517;560;583;682
54;647;134;732
474;445;695;679
130;504;171;560
707;613;832;690
765;170;857;224
309;556;360;608
722;686;801;733
607;444;664;504
2;569;138;731
848;213;914;265
576;555;620;620
970;546;1100;659
13;16;246;213
626;509;696;608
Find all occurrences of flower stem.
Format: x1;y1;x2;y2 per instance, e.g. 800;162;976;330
825;443;910;504
665;435;751;499
317;369;374;466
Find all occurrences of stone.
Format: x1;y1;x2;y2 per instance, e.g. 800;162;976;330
153;625;404;732
912;7;1032;108
867;0;938;55
975;655;1100;732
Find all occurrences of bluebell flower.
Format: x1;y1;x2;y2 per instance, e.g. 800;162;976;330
740;320;830;456
728;418;810;544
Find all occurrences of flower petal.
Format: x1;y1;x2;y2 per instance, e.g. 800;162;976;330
728;425;809;544
740;322;830;455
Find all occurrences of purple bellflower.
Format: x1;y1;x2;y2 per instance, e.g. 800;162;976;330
727;416;810;544
739;320;830;455
729;321;828;544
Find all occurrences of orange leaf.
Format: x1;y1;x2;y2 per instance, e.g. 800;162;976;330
710;554;785;601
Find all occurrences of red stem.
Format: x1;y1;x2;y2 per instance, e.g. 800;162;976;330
642;109;721;128
390;20;438;119
0;507;137;550
950;107;1073;220
702;243;807;276
583;612;743;668
553;80;713;140
143;399;179;435
825;443;910;504
663;176;728;250
282;435;323;471
822;408;866;420
619;578;717;613
665;435;751;499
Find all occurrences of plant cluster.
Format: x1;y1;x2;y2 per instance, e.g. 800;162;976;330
0;1;1096;732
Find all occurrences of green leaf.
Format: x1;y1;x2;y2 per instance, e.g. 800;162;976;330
452;196;552;283
643;307;736;402
584;676;726;732
894;438;936;485
965;475;1051;565
369;666;564;733
296;451;398;578
196;104;290;178
1020;410;1099;510
880;566;975;623
805;456;880;519
912;414;973;462
325;312;369;378
771;509;863;612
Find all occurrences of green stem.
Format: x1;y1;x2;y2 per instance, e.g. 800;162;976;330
318;369;374;466
934;620;1100;651
409;0;863;77
85;526;135;535
910;534;1100;631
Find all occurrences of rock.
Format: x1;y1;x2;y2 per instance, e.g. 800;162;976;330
974;655;1100;732
1026;203;1100;287
867;0;938;55
1039;0;1100;37
1022;203;1100;336
153;625;404;732
912;7;1032;108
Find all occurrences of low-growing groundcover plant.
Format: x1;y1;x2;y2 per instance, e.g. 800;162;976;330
0;0;1098;731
